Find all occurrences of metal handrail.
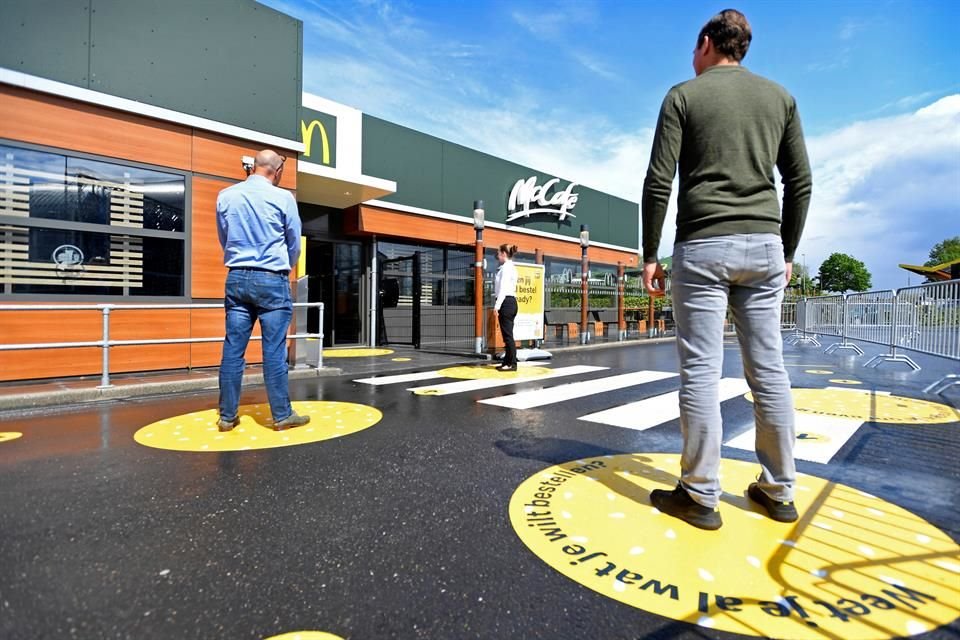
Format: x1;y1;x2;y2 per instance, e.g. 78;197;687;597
0;302;324;388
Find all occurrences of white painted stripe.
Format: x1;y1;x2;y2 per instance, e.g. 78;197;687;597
725;413;863;464
480;370;676;409
355;370;445;385
408;365;606;396
579;378;750;431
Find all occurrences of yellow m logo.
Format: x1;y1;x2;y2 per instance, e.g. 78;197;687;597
300;119;331;165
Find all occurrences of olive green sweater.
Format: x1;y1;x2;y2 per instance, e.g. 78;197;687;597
641;65;812;263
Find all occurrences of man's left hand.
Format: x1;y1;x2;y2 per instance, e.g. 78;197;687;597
643;261;660;294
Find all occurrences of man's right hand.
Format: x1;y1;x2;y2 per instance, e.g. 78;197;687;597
785;261;793;288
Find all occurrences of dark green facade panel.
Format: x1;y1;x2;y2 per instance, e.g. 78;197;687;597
362;115;443;213
1;0;302;141
0;1;92;86
89;0;301;140
363;118;638;249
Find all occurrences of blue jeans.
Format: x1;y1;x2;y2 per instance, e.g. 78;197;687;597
218;269;294;423
672;234;795;508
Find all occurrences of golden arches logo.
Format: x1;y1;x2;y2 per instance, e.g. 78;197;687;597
301;119;331;165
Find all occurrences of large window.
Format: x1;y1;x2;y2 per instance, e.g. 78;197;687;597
0;142;186;297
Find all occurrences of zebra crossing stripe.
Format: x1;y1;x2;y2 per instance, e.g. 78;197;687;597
578;377;750;431
479;370;677;409
407;365;607;396
724;413;863;464
354;370;446;385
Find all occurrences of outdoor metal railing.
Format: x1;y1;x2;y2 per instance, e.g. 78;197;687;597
787;280;960;394
0;302;324;388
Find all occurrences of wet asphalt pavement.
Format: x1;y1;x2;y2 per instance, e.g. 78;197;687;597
1;339;958;640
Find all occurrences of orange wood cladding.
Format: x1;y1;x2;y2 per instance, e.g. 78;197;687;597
192;177;232;299
188;308;263;368
0;85;193;171
192;130;298;190
356;206;638;266
0;309;190;382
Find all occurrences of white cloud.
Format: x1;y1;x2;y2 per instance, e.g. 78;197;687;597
278;0;959;288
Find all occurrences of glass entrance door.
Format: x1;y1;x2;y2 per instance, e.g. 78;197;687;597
306;241;364;347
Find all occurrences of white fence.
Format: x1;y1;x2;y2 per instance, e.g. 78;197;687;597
786;280;959;394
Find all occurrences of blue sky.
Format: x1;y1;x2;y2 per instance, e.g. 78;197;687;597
263;0;960;289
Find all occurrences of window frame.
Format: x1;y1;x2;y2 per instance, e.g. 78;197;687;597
0;137;191;302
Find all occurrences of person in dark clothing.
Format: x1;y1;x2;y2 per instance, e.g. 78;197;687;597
494;243;519;372
641;9;813;530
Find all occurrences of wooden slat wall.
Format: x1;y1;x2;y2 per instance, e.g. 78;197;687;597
0;309;190;382
0;86;299;382
191;177;231;299
192;130;297;190
0;86;193;171
189;308;263;369
357;205;639;267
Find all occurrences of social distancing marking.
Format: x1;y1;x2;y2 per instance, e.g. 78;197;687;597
0;432;23;443
829;379;862;385
804;370;834;375
391;357;412;362
510;453;960;639
134;401;382;452
747;388;959;424
726;413;862;464
436;364;552;380
322;348;394;358
264;633;345;640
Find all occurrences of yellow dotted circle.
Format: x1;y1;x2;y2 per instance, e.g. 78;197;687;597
747;388;959;424
322;348;394;358
0;432;23;443
510;453;960;639
264;633;345;640
804;369;834;375
437;365;552;380
134;401;382;452
829;379;863;385
391;357;412;362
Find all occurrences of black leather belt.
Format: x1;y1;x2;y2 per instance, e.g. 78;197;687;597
229;266;289;276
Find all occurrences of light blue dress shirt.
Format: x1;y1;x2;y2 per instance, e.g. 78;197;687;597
216;175;302;272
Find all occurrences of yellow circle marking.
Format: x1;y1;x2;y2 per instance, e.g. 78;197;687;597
829;379;863;385
804;369;834;375
437;365;552;380
134;401;382;452
265;633;345;640
322;348;394;358
0;432;23;443
391;357;412;362
510;453;960;639
747;388;959;424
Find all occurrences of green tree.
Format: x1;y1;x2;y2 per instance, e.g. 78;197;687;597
818;253;872;293
924;236;960;267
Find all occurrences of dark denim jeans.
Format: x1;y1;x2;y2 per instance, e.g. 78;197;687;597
218;269;294;423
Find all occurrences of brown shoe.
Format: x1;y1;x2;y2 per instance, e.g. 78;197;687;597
217;416;240;432
272;412;310;431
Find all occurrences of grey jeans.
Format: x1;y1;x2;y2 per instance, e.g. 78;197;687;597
672;233;795;508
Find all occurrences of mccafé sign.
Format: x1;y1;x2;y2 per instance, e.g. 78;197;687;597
507;176;579;223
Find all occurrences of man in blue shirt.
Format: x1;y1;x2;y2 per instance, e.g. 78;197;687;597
216;149;310;432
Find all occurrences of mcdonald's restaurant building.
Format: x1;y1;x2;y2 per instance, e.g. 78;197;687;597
0;0;639;383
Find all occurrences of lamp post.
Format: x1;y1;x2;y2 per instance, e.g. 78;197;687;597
473;200;485;354
802;253;807;298
580;224;590;345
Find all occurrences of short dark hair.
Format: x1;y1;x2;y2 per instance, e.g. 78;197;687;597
697;9;752;62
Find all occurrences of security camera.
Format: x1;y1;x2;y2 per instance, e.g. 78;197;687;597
241;155;255;175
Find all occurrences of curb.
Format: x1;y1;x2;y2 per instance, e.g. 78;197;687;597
0;367;341;413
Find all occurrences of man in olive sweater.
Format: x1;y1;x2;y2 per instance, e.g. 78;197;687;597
642;9;812;530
